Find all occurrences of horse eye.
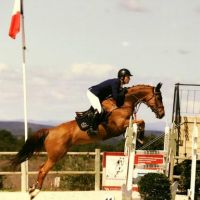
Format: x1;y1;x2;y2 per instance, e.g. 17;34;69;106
156;95;162;101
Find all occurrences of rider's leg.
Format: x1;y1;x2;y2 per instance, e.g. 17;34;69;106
86;90;102;113
86;90;101;135
87;109;100;135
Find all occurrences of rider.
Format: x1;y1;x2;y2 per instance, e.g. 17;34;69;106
87;68;132;135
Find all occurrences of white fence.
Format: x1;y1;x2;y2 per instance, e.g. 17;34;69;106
0;149;102;191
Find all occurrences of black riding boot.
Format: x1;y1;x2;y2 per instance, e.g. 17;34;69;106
87;110;99;135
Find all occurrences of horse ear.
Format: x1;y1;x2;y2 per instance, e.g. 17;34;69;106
155;82;162;92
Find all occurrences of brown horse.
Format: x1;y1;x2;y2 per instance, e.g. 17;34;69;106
11;83;165;199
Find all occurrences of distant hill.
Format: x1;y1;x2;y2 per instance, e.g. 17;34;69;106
0;120;164;137
145;121;166;131
0;121;53;136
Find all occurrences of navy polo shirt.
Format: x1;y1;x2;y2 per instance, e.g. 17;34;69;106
89;78;125;106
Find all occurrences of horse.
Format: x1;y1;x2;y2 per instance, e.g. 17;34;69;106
11;83;165;199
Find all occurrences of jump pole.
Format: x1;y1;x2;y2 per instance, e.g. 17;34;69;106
188;119;198;200
164;123;170;176
122;116;137;200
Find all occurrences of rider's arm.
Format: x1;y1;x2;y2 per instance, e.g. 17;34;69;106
111;80;126;107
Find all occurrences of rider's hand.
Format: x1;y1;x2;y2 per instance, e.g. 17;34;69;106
123;87;128;94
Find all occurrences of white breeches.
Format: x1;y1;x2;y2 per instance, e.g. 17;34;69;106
87;90;102;113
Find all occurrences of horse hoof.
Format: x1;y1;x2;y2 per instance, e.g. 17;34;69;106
29;189;40;200
29;184;35;194
29;185;40;200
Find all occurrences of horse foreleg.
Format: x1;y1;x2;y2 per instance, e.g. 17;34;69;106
29;158;55;200
124;118;145;144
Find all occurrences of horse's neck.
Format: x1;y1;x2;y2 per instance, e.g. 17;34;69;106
102;86;152;113
125;86;151;106
125;85;152;109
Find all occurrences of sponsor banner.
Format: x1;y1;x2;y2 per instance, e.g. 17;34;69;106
102;151;165;190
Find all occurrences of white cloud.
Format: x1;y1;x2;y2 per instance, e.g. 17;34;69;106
68;63;115;78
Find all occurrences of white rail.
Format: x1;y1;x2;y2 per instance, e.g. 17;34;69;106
0;149;102;191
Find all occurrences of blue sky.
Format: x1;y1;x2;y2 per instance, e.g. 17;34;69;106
0;0;200;128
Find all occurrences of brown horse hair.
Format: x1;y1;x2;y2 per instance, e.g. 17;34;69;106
10;128;49;169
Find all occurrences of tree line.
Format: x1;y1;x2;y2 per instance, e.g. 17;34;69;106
0;128;164;152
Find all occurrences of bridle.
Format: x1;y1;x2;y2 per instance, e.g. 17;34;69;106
129;89;164;116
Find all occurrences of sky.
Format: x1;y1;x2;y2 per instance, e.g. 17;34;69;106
0;0;200;128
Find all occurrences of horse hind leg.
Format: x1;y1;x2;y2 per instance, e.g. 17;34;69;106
29;158;56;200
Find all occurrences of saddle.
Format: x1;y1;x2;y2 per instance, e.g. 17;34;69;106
75;107;106;131
75;98;117;132
76;106;94;118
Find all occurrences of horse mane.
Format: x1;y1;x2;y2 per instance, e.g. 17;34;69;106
127;84;154;95
129;84;153;89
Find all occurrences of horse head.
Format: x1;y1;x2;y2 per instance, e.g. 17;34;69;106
126;83;165;119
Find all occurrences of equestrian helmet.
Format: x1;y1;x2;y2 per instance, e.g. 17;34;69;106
118;68;133;78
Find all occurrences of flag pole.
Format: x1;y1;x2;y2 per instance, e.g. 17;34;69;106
20;0;28;192
21;0;27;140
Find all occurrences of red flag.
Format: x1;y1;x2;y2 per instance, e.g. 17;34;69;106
9;0;22;39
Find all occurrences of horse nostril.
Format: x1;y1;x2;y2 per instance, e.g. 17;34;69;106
160;112;165;118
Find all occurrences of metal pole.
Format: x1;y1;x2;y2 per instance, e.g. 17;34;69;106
20;0;28;191
172;84;177;123
173;83;181;156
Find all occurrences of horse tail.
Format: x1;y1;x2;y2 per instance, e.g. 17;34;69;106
11;128;49;169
